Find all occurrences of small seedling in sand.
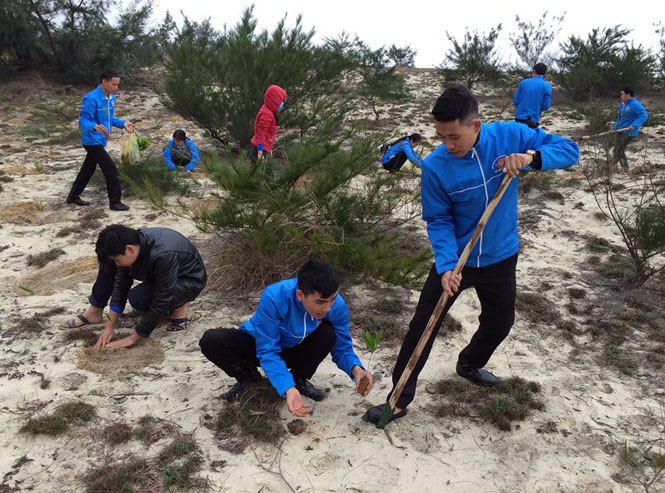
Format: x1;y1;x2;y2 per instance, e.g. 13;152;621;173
358;328;382;395
19;284;35;295
34;202;45;211
158;437;206;490
102;422;133;445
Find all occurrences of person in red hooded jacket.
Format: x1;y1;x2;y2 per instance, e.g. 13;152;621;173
250;85;287;161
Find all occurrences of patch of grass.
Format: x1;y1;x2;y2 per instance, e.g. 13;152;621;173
515;292;561;325
118;156;191;205
518;171;554;195
213;379;284;451
157;438;205;490
587;319;629;345
438;314;463;337
133;415;177;445
82;457;149;493
593;211;607;221
601;345;638;376
21;400;96;435
27;248;65;268
21;414;69;436
103;422;133;445
369;296;407;316
593;254;638;282
544;190;564;201
79;208;107;230
14;307;66;334
434;376;544;431
568;287;587;299
63;328;99;346
352;313;404;345
56;225;80;238
586;236;612;253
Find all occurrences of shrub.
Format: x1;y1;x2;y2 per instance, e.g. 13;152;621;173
194;137;430;293
509;11;566;69
118;156;191;207
440;26;504;90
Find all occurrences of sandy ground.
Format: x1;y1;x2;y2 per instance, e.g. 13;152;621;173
1;71;664;493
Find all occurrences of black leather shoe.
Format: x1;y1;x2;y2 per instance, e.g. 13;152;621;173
294;377;326;401
456;362;500;386
362;403;407;425
110;201;130;211
220;381;247;401
66;196;90;206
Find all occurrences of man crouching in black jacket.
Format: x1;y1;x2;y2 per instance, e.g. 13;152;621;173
65;224;207;349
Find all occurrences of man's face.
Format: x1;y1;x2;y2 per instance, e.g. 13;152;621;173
174;138;185;147
620;90;629;103
297;290;338;320
434;118;481;158
109;245;139;268
101;77;121;95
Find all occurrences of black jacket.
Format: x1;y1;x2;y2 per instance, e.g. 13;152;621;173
110;228;207;337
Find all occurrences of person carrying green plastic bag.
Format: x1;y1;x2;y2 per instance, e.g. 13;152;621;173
121;132;150;166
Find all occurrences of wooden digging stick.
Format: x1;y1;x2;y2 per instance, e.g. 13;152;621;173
374;170;517;429
579;127;630;140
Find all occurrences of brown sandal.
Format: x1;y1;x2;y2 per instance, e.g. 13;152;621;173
66;313;94;329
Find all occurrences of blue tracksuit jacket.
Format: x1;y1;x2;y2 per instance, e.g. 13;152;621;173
381;139;424;167
612;98;648;137
239;279;363;396
79;85;126;147
513;76;552;123
422;121;579;275
163;138;200;171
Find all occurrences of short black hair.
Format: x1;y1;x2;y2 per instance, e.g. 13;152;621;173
431;85;479;124
533;63;547;75
622;86;635;97
173;129;186;140
408;133;422;143
95;224;140;268
100;70;120;82
297;259;339;298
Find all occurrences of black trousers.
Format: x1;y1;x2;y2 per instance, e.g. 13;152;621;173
88;263;204;313
68;145;122;203
515;118;539;129
199;321;336;384
613;133;635;170
389;254;518;409
383;151;409;173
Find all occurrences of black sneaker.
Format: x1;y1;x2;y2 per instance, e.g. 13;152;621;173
110;201;130;211
220;381;247;401
456;361;500;386
66;196;90;206
294;377;326;401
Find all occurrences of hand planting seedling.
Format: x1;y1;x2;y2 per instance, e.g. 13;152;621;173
358;328;382;396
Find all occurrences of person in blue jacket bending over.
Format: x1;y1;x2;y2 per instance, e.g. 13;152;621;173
66;70;134;211
612;86;648;171
513;63;552;129
199;259;374;417
163;129;199;172
365;85;579;425
381;133;424;172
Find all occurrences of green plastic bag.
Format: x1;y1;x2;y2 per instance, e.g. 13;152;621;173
121;132;141;166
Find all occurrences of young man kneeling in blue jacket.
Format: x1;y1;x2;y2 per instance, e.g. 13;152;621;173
365;85;579;425
163;129;199;172
200;259;374;417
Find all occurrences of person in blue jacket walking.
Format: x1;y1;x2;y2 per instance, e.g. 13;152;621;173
612;86;648;170
163;129;200;172
199;259;374;417
381;133;424;172
66;70;134;211
365;85;579;425
513;63;552;129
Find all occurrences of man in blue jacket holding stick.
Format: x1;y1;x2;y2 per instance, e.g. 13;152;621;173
365;85;579;425
612;86;648;171
66;70;134;211
513;63;552;129
200;259;374;417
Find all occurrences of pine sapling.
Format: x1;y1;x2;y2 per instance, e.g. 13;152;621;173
358;328;382;396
